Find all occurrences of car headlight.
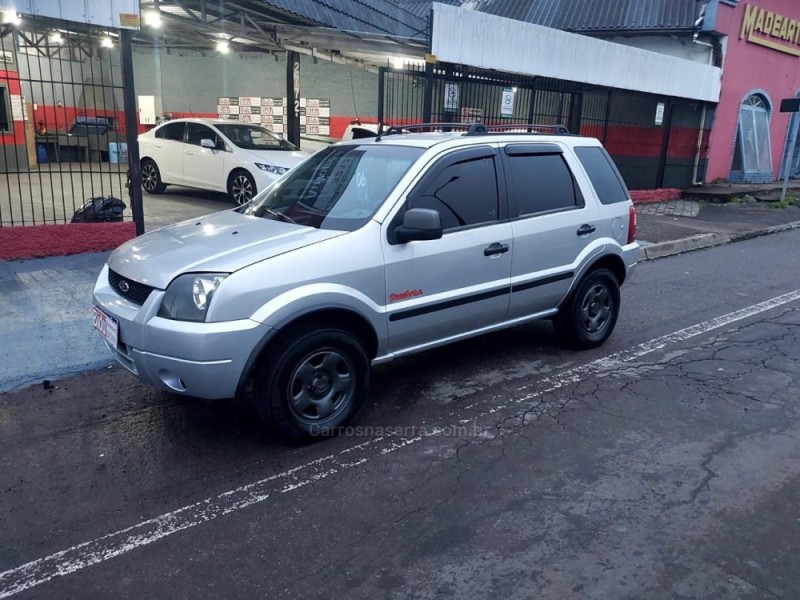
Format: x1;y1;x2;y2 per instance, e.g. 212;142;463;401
158;273;227;322
255;162;288;175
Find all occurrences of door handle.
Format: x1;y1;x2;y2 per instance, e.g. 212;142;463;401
577;224;596;236
484;242;510;257
154;143;163;148
184;151;194;156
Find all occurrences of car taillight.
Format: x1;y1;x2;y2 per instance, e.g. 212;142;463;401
627;205;637;244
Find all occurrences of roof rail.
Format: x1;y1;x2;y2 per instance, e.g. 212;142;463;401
375;122;475;141
374;121;571;141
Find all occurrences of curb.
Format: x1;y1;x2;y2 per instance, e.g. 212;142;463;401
639;220;800;261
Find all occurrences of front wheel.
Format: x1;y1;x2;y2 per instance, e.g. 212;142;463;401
554;268;620;349
228;170;256;205
252;325;370;442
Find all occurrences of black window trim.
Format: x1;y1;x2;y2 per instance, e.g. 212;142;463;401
388;145;508;245
500;149;586;221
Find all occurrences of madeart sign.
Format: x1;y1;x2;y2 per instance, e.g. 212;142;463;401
739;4;800;57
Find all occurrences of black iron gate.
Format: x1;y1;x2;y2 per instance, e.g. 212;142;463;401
0;13;142;228
377;63;711;190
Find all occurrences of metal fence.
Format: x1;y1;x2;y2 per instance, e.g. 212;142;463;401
0;14;133;226
378;63;712;190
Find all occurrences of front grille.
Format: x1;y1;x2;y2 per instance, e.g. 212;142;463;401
108;269;155;305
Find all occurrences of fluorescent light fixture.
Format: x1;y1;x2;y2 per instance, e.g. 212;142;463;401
50;32;63;44
144;10;161;27
216;40;230;54
100;36;113;48
1;10;21;25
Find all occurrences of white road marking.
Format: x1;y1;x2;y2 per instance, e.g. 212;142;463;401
2;289;799;598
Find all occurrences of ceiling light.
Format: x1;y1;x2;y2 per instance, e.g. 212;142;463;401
144;10;161;28
101;36;113;48
50;32;63;44
216;40;230;54
1;10;21;25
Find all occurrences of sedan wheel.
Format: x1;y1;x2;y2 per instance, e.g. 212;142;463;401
229;171;256;205
141;160;166;194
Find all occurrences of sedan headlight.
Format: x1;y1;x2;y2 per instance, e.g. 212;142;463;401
158;273;227;322
255;162;288;175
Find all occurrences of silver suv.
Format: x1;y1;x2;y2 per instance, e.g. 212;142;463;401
93;124;639;441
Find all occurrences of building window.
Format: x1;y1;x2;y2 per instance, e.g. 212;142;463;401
730;93;772;182
0;85;10;132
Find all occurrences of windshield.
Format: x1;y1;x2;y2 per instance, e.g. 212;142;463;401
246;144;424;231
215;124;297;151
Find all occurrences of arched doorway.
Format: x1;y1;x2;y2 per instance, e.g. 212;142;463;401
729;92;773;183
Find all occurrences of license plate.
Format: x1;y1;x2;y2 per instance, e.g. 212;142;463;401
92;306;119;348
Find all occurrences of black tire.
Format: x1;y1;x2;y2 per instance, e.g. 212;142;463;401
141;159;166;194
228;170;257;205
554;268;620;350
252;325;370;443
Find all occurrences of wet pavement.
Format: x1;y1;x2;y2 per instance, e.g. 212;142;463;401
1;230;800;599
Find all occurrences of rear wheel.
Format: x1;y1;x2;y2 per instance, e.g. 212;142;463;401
252;325;370;442
228;170;256;205
554;268;620;349
141;159;166;194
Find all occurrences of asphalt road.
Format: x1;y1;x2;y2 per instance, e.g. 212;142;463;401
2;230;800;599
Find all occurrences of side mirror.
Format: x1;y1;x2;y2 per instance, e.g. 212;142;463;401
200;138;215;149
394;208;442;243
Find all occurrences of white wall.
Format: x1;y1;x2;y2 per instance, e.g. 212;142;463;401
431;3;722;103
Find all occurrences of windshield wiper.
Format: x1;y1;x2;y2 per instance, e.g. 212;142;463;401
262;207;297;224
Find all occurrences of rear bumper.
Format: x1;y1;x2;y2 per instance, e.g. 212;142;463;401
94;265;273;399
620;242;640;276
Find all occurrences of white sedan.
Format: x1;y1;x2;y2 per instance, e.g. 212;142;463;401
138;118;309;204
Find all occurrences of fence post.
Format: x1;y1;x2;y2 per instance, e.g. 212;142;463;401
377;66;385;130
602;89;612;145
422;60;434;125
120;28;144;236
526;87;537;132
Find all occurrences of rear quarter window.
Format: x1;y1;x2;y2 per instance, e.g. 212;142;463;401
574;146;629;204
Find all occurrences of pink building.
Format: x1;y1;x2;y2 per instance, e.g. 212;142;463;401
705;0;800;183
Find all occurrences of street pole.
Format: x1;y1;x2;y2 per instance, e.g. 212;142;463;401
120;28;145;235
780;115;799;202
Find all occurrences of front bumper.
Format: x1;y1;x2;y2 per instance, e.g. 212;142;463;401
93;265;273;399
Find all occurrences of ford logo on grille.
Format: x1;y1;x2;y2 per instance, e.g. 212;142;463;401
118;280;130;293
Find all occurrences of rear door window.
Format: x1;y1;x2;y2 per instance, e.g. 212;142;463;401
156;121;186;141
574;146;629;204
504;151;581;217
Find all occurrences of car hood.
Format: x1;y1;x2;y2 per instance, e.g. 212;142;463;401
241;149;308;169
108;210;343;289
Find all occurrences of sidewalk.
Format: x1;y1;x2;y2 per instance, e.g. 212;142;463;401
636;198;800;259
0;252;111;393
2;199;800;393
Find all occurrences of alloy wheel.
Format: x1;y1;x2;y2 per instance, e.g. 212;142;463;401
232;174;254;204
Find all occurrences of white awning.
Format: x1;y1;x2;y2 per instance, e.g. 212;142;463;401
431;3;721;103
